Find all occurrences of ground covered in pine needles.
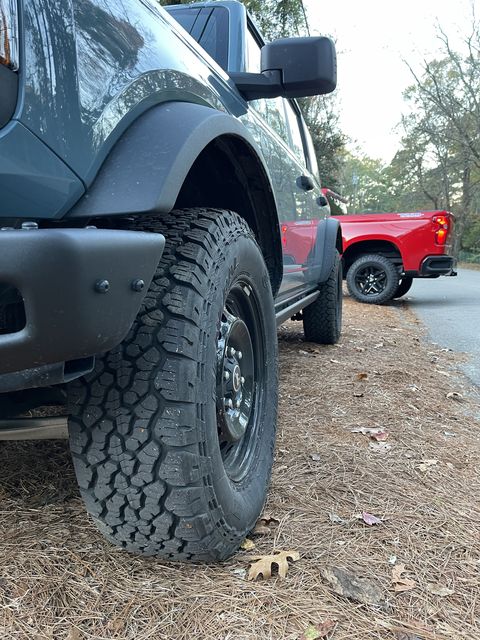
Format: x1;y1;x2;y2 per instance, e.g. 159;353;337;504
0;297;479;640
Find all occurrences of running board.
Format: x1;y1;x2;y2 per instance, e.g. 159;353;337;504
275;291;319;326
0;416;68;440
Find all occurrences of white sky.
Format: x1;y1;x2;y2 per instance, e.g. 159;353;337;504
304;0;477;163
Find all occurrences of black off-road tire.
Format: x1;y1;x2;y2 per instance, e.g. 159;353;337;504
346;254;399;305
68;209;278;562
393;276;413;299
302;250;342;344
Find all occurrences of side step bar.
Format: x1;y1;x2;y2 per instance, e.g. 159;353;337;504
0;416;68;440
275;291;319;326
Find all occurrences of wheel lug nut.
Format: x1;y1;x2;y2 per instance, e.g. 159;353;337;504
240;376;245;385
229;347;236;357
237;351;243;360
224;371;230;381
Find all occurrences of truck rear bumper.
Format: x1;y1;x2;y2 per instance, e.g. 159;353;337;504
0;227;164;388
420;255;457;276
405;255;457;278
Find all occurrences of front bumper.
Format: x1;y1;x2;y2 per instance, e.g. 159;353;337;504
0;227;164;385
420;255;457;276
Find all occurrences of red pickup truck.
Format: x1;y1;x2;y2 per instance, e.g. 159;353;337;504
282;193;456;304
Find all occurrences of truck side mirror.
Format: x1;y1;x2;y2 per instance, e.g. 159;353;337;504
231;37;336;101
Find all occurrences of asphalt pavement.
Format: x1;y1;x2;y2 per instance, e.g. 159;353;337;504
405;267;480;387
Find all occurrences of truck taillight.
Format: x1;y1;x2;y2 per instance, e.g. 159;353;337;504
432;215;449;246
0;0;19;70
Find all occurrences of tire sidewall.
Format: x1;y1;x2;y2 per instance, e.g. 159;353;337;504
200;233;278;534
347;255;398;304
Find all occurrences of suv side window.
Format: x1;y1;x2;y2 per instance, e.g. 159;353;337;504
284;101;306;166
246;28;290;148
166;7;229;71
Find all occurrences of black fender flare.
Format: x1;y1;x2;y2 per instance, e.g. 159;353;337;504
68;101;275;218
309;217;343;284
67;101;283;295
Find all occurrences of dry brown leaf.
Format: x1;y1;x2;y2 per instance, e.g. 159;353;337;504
391;564;416;593
417;459;438;472
356;372;368;381
248;550;300;580
361;511;383;526
426;582;454;597
240;538;256;551
446;391;463;401
300;619;336;639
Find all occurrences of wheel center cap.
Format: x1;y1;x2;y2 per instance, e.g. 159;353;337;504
232;365;241;392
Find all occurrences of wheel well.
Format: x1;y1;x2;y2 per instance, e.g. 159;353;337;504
342;240;402;274
173;135;282;296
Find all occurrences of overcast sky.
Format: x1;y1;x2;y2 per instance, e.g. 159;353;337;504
304;0;476;163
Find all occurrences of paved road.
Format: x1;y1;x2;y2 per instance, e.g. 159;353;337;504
405;267;480;386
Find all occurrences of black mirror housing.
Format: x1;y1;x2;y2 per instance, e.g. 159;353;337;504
231;36;336;101
261;37;337;98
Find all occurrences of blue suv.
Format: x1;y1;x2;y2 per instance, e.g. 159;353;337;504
0;0;342;561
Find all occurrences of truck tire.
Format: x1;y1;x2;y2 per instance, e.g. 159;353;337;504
346;254;399;304
68;209;278;562
393;276;413;299
303;250;342;344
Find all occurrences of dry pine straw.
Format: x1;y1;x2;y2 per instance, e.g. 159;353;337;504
0;297;479;640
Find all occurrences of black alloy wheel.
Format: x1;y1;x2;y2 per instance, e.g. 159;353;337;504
346;254;399;304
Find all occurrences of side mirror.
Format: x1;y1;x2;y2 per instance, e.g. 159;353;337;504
317;195;329;208
231;36;336;101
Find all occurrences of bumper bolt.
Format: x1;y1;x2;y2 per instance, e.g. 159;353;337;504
131;278;145;292
95;279;110;294
21;221;39;230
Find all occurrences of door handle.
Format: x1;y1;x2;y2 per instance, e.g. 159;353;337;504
297;175;315;191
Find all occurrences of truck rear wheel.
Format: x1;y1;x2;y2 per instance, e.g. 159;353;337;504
346;254;399;304
393;276;413;299
303;250;342;344
68;209;278;561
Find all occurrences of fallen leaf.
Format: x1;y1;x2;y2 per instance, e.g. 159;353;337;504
443;431;456;437
374;342;384;348
356;372;368;381
388;555;397;565
310;453;321;461
353;391;364;397
426;582;454;597
248;550;300;580
417;459;438;472
231;568;247;579
321;566;384;605
391;564;416;593
240;538;255;551
329;513;346;525
371;430;388;442
355;346;365;352
369;441;392;453
446;391;463;401
253;515;279;536
300;620;336;639
361;511;383;526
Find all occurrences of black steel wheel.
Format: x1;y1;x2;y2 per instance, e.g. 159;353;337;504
346;254;399;304
393;276;413;299
68;209;278;562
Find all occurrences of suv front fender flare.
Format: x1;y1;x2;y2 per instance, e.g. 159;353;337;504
309;217;343;284
68;101;275;219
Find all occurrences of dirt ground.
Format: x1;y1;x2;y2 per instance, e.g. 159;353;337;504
0;297;479;640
